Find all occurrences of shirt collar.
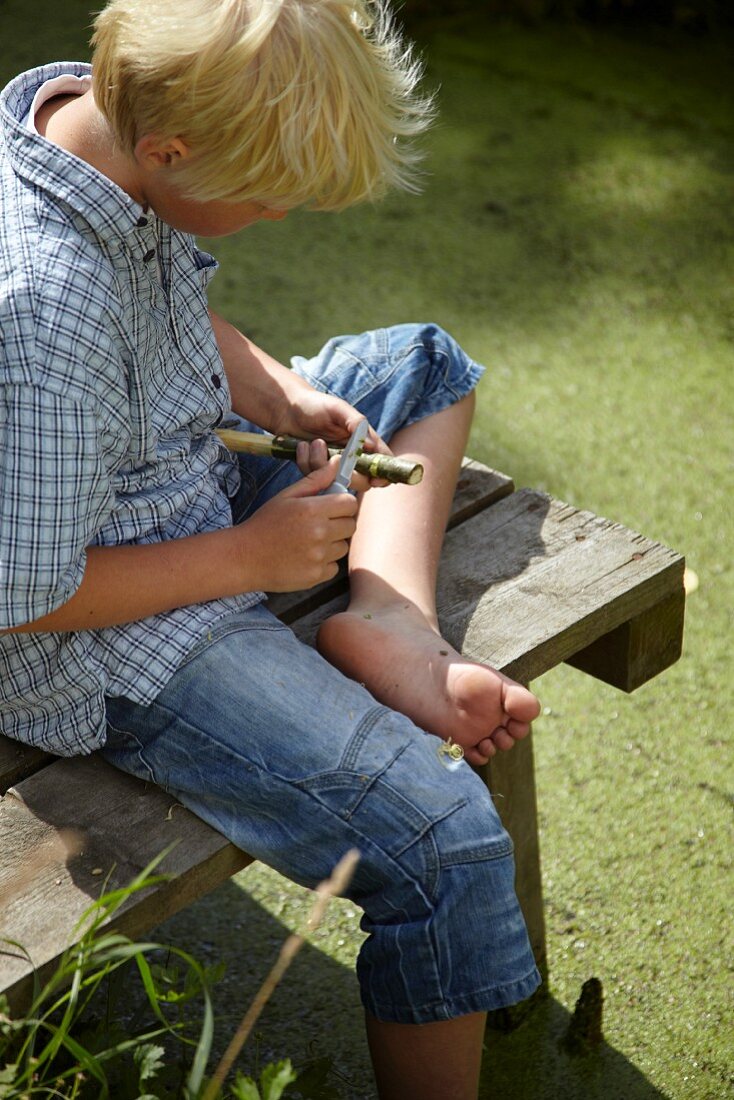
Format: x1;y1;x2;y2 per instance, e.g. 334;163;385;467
1;62;148;243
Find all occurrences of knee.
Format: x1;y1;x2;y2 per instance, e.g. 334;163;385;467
353;785;534;1023
389;322;483;406
352;762;515;923
393;321;461;364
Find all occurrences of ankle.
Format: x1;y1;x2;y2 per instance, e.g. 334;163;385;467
345;595;441;634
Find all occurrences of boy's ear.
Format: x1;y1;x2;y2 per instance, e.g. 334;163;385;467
134;135;190;172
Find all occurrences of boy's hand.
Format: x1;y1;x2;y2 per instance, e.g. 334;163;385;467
237;457;358;592
280;391;393;489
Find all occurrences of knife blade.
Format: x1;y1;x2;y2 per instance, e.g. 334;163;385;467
322;417;370;495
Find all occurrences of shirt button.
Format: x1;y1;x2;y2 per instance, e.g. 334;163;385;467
143;248;156;262
136;216;148;227
211;373;222;389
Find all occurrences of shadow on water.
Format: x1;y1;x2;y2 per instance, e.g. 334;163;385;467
149;877;672;1100
482;994;671;1100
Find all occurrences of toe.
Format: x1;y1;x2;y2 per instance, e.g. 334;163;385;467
490;727;516;752
505;718;531;742
474;736;497;762
503;681;541;722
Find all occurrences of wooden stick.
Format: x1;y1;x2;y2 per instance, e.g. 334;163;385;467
215;429;424;486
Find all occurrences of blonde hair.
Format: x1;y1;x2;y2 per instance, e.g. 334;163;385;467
91;0;434;210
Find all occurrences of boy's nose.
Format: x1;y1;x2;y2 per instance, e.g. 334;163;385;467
261;208;288;221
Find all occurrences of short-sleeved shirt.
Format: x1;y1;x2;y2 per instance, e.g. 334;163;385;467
0;62;263;756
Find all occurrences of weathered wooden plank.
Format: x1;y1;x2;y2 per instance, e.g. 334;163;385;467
0;755;251;1011
567;587;686;692
267;459;514;623
446;459;515;528
438;491;685;686
481;732;546;978
0;737;51;795
290;490;685;689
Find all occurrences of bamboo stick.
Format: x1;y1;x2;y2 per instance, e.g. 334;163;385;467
215;428;424;485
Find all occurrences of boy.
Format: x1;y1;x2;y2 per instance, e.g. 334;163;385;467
0;1;542;1096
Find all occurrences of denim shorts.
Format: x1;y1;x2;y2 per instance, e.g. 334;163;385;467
102;324;541;1024
225;322;485;519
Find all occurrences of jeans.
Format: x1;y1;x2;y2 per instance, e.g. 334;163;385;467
102;324;541;1023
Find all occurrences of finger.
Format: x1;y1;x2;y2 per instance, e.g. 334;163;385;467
319;490;359;517
295;440;311;475
329;515;358;541
309;438;329;470
363;427;392;456
285;455;340;497
349;471;389;494
328;538;351;563
296;438;330;474
351;467;392;492
317;560;340;583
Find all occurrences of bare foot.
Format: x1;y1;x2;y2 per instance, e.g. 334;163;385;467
317;602;540;766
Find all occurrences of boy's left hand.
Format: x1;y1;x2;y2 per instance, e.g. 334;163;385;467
282;391;393;489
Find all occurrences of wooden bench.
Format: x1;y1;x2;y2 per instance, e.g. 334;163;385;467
0;461;685;1014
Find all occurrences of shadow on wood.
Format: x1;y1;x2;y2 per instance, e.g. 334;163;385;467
0;756;250;1012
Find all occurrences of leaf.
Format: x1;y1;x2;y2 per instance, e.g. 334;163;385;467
2;859;220;1100
228;1072;263;1100
134;1042;166;1085
291;1056;340;1099
204;962;227;988
259;1059;298;1100
0;994;22;1040
178;948;214;1098
0;1064;19;1097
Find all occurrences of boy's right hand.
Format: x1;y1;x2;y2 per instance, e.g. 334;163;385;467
235;457;358;592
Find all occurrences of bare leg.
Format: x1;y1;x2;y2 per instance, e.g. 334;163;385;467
366;1011;486;1100
317;393;540;766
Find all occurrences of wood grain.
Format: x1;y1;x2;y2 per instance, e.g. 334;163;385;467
0;755;251;1011
291;489;685;688
438;491;685;686
267;459;514;623
567;587;686;691
0;738;51;795
481;732;546;975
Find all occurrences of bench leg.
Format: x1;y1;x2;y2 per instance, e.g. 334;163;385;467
480;725;547;1027
566;587;685;692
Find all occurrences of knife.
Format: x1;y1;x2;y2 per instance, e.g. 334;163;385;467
322;418;370;495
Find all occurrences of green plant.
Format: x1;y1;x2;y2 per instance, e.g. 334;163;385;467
0;857;219;1098
224;1061;297;1100
1;852;358;1099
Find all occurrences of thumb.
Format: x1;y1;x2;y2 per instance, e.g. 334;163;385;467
284;454;339;498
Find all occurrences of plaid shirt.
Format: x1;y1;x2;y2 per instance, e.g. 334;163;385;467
0;63;262;755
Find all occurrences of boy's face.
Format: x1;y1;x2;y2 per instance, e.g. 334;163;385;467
147;190;288;237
